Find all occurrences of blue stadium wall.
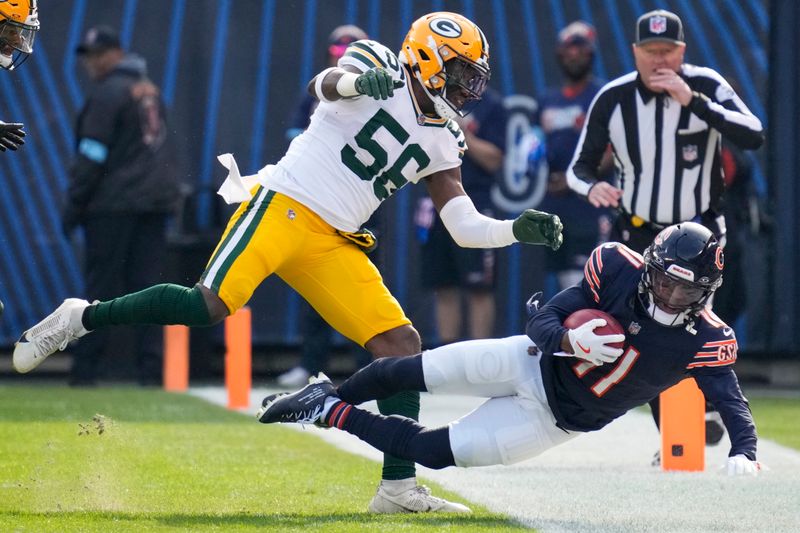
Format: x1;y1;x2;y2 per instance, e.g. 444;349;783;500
0;0;779;353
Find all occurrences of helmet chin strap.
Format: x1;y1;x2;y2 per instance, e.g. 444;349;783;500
638;283;690;327
415;73;459;120
646;299;690;326
410;38;460;120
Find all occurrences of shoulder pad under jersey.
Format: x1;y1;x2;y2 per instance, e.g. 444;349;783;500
583;242;643;304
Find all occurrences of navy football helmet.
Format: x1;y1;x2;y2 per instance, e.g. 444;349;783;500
640;222;724;326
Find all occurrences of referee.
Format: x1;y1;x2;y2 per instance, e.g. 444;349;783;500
566;9;764;252
565;9;764;460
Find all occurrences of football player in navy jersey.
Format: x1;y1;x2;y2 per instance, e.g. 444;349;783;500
258;222;760;477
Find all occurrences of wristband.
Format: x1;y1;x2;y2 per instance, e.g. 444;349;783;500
335;72;361;98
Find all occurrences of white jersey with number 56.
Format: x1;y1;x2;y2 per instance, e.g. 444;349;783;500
263;39;466;233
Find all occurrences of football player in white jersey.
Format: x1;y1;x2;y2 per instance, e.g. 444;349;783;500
14;12;563;514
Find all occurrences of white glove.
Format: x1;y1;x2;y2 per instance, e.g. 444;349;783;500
567;318;625;366
726;454;760;476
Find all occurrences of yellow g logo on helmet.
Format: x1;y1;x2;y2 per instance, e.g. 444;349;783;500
429;17;463;39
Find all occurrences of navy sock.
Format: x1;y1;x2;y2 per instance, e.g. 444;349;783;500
325;401;455;470
336;354;427;405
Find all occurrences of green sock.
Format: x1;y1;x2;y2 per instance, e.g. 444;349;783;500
84;284;213;330
377;390;420;480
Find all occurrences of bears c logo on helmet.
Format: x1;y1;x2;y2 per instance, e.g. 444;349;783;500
429;17;462;38
715;246;724;270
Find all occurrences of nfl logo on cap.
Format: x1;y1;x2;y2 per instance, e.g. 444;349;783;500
635;9;685;45
649;15;667;34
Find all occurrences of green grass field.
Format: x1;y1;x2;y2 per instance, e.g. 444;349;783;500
1;386;797;532
748;396;800;451
0;385;528;532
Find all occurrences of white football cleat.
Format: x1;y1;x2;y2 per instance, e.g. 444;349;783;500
368;483;471;514
13;298;90;373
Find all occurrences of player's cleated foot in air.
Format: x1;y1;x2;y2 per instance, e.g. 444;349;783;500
368;482;472;514
13;298;90;373
257;372;336;426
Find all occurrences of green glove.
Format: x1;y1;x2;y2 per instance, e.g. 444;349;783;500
355;68;405;100
512;209;563;250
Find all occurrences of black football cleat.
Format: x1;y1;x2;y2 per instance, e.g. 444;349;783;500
256;372;336;426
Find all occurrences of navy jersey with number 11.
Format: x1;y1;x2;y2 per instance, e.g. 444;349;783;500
526;242;756;460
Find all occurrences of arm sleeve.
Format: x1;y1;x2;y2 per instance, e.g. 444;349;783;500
566;90;613;197
438;195;516;248
693;366;758;460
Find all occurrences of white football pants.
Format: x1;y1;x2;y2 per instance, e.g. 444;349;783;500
422;335;580;467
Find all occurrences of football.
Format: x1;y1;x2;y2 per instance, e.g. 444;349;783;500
564;309;626;349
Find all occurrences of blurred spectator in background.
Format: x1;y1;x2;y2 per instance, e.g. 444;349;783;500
713;138;767;327
705;74;770;335
63;25;178;386
415;86;507;346
278;24;372;388
534;21;612;292
283;24;368;141
0;0;38;154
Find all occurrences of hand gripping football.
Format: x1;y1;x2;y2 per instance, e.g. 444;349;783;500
563;309;626;365
564;309;625;351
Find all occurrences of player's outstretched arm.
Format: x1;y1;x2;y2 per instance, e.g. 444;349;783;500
694;368;759;475
308;65;404;102
425;167;563;250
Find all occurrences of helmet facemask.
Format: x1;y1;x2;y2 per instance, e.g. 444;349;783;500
411;45;490;120
0;17;38;70
438;52;489;117
640;264;718;326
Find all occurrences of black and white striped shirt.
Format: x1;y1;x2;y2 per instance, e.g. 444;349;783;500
567;65;763;225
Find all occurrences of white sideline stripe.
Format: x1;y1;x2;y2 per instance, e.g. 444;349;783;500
190;387;800;532
202;187;268;290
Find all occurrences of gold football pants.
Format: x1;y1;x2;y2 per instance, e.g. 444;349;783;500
200;188;409;346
